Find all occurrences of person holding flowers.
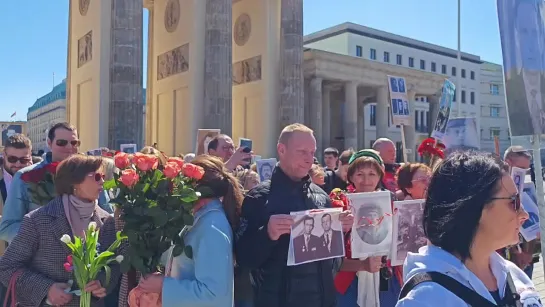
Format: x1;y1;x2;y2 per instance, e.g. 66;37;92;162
0;155;124;306
128;155;243;306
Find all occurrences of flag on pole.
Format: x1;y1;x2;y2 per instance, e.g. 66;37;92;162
10;112;16;118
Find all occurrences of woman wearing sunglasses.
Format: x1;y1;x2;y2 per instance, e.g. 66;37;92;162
0;155;124;306
397;152;541;307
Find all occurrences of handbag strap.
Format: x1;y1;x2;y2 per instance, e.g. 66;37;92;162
4;270;23;307
399;271;498;307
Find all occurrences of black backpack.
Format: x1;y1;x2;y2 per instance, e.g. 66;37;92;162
399;271;522;307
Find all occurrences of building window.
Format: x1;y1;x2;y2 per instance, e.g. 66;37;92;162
409;57;414;67
431;62;436;72
452;67;456;76
490;106;500;117
426;111;430;128
396;54;402;65
356;45;363;57
490;84;500;95
442;64;447;74
470;91;475;104
470;71;475;80
420;111;425;132
461;90;466;103
490;128;501;139
461;69;466;78
370;105;376;126
420;59;426;70
453;90;456;102
415;110;419;130
384;51;390;63
370;48;376;60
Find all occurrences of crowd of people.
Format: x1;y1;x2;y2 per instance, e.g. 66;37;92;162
0;121;540;306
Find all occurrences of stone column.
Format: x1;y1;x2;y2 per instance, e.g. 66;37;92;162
376;86;389;139
357;102;365;149
344;82;358;150
108;0;144;150
309;78;323;158
65;0;73;126
279;0;304;128
203;0;232;135
322;86;331;148
402;90;417;161
144;4;155;145
428;94;440;136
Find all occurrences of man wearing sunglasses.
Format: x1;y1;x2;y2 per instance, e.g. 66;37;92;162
503;145;541;279
0;122;113;244
0;134;33;254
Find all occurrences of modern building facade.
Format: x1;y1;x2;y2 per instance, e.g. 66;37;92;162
27;80;67;153
304;22;486;156
479;62;510;154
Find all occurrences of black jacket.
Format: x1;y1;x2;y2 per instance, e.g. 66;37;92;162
235;166;337;307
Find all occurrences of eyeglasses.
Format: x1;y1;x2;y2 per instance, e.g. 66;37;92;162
5;155;31;164
88;173;105;182
411;176;430;184
490;194;521;212
55;139;80;147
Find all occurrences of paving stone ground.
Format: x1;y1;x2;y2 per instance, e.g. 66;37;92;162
532;257;545;300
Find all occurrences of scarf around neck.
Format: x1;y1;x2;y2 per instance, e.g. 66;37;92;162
62;194;97;238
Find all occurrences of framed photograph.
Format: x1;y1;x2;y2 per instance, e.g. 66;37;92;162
511;166;527;193
348;191;392;259
521;182;540;241
195;129;220;155
287;208;345;266
120;144;137;154
387;75;410;126
443;117;480;154
256;158;276;181
391;200;426;266
431;79;455;141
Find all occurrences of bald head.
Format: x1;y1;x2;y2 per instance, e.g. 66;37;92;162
372;138;396;164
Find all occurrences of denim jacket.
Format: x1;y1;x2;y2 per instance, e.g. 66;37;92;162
0;153;112;243
162;198;234;307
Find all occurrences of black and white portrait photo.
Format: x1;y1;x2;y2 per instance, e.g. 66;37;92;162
387;75;411;126
348;191;392;259
287;208;345;266
443;117;480;154
389;77;399;93
431;79;455;140
257;158;276;181
391;200;427;266
120;144;137;154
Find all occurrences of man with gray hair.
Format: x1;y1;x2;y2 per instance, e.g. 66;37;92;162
372;138;400;192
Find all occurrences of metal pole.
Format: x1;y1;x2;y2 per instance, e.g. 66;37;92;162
455;0;461;117
531;135;545;281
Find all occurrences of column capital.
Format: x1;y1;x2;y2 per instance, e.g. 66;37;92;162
310;77;323;85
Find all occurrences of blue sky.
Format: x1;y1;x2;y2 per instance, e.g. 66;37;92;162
0;0;501;122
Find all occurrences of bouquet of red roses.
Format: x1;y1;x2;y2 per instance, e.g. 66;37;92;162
104;152;205;275
417;137;445;166
20;162;59;206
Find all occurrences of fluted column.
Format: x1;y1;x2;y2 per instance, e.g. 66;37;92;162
428;94;440;136
402;90;417;161
145;5;155;145
357;102;365;149
279;0;304;128
108;0;144;149
376;86;389;139
322;86;331;148
66;0;73;126
309;78;323;158
344;82;359;150
203;0;232;135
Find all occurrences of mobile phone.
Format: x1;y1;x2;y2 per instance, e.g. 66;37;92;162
239;138;252;152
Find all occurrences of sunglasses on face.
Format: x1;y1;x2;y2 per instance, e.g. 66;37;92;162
87;173;105;182
5;155;31;164
55;139;81;147
490;194;521;212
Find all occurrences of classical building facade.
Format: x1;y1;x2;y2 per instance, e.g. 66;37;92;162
27;81;67;153
479;62;510;154
304;22;483;156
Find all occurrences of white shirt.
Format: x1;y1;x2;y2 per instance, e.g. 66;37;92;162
3;169;12;194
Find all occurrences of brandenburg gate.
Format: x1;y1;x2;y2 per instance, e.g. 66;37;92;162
66;0;304;157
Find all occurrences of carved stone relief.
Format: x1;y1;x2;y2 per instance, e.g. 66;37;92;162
157;44;189;80
164;0;180;33
79;0;90;16
234;13;251;46
77;31;93;68
233;55;262;85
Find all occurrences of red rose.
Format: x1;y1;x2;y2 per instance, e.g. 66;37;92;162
21;168;46;183
167;157;184;169
119;169;139;188
163;162;182;179
66;255;73;265
132;153;158;172
114;152;131;169
182;163;205;181
63;262;73;272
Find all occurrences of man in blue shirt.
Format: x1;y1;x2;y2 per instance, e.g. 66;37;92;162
0;122;112;243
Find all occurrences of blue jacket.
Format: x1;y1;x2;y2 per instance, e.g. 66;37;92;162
162;198;234;307
0;153;112;243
